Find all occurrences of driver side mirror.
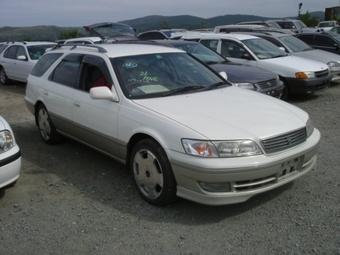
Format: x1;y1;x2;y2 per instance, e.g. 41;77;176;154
219;71;228;80
90;86;118;102
17;55;27;61
241;52;252;60
278;47;286;52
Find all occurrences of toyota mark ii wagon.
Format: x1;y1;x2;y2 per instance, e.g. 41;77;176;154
25;43;320;206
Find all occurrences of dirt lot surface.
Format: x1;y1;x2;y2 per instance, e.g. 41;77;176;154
0;84;339;255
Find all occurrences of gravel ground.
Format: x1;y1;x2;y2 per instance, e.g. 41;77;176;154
0;83;339;255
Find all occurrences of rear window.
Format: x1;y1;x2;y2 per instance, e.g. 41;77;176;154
31;53;63;77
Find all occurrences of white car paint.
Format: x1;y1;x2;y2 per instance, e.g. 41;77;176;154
25;43;320;205
0;42;56;83
0;116;21;189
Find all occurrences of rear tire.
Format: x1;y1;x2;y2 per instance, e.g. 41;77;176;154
35;104;61;144
130;139;177;206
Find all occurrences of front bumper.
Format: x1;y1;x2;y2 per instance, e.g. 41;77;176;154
256;80;285;98
284;75;331;94
0;146;21;189
167;129;320;206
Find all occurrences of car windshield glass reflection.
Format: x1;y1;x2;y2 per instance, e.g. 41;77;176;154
111;53;228;99
243;38;287;59
27;45;53;60
279;35;312;52
174;43;226;64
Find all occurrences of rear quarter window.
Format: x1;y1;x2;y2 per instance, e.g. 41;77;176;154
31;53;63;77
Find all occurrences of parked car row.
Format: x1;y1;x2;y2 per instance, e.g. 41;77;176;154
0;21;328;206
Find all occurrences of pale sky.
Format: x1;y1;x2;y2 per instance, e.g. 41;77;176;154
0;0;337;26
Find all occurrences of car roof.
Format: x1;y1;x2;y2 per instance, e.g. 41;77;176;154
65;37;102;42
182;32;259;41
50;42;184;58
7;41;56;46
215;24;265;29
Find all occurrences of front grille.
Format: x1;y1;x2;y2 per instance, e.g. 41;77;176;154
261;128;307;154
256;79;277;89
315;69;329;78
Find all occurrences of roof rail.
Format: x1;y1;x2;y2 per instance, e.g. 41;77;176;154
51;43;107;53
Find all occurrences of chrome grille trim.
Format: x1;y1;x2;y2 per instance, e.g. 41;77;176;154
261;128;307;154
315;69;329;78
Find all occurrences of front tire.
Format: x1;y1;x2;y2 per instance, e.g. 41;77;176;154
0;68;9;85
130;139;177;206
35;105;61;144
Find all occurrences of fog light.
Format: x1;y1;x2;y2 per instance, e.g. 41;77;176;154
199;182;231;192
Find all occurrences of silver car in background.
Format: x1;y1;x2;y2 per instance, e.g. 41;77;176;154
243;32;340;83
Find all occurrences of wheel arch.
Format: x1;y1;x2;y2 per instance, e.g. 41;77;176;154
126;131;168;164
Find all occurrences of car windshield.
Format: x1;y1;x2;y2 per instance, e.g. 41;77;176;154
242;38;287;59
111;53;228;99
172;43;226;64
91;23;136;38
27;45;54;60
279;35;312;52
319;22;335;27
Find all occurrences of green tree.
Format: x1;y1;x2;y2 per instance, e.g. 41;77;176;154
160;21;170;29
59;29;79;40
299;11;319;27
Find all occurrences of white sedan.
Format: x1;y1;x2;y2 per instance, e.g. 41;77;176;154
0;116;21;190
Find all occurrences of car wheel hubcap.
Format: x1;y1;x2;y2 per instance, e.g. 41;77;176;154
133;149;164;200
38;108;51;140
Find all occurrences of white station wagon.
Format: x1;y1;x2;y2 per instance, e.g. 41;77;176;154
25;43;320;206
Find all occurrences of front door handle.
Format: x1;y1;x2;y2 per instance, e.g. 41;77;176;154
73;103;80;107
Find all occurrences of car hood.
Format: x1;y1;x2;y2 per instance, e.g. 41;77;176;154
210;62;276;83
133;87;308;140
293;49;340;64
260;55;329;72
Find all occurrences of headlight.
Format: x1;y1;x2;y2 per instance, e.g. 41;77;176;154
0;130;15;154
233;83;256;91
182;139;262;158
295;71;315;80
306;118;314;137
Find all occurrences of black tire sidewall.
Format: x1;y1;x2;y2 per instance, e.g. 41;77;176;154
130;139;177;206
0;68;8;85
35;105;60;144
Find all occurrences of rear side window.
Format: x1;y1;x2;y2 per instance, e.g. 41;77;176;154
31;53;63;77
314;35;335;47
297;35;314;45
220;40;247;58
3;46;18;59
50;54;83;88
138;32;167;40
200;40;219;51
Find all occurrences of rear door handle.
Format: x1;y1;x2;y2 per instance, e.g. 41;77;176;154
43;91;48;96
73;103;80;107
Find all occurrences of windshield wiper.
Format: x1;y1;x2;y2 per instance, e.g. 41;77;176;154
161;85;206;96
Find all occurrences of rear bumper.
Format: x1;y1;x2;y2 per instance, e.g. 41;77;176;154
0;147;21;189
284;75;331;94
